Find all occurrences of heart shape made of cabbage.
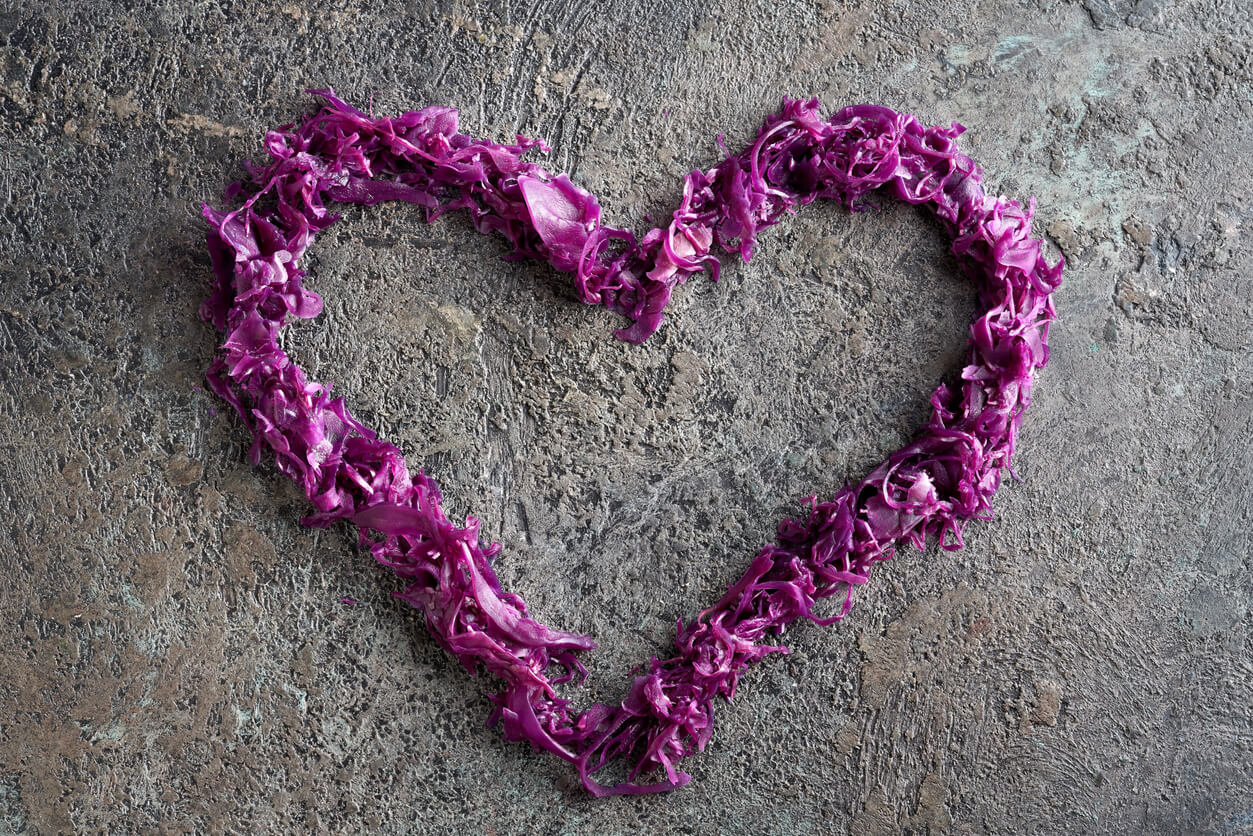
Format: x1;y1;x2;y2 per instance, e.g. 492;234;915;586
201;90;1061;796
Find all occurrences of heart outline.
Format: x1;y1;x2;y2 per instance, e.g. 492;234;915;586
201;90;1062;796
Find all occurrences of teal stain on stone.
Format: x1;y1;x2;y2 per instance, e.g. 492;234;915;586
119;582;145;613
90;722;127;744
993;35;1035;66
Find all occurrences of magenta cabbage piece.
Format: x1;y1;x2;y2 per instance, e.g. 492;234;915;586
201;90;1062;795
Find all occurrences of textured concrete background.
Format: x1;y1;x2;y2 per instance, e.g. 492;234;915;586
1;0;1250;833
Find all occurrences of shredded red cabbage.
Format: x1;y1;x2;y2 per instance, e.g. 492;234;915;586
201;90;1062;795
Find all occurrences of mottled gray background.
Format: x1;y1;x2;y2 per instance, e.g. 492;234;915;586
1;0;1250;833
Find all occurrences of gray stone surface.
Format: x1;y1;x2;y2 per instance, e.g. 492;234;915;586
1;0;1250;832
